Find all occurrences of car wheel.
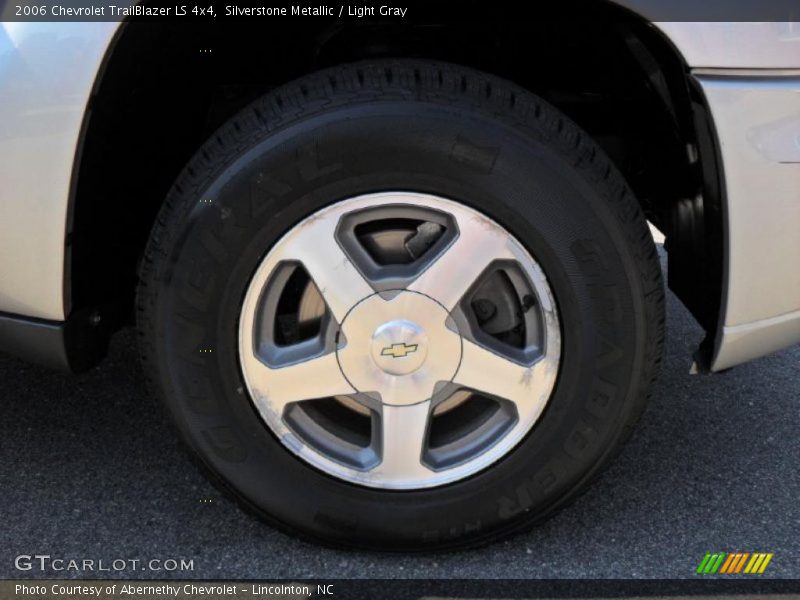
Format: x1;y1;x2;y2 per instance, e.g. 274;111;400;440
137;60;664;550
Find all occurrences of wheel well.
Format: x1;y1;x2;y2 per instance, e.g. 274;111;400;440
69;3;723;356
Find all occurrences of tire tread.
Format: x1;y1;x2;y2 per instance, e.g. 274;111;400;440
136;59;665;551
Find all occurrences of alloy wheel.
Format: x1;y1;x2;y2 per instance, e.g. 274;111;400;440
238;192;561;489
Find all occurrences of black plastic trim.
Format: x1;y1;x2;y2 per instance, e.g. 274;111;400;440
0;309;111;373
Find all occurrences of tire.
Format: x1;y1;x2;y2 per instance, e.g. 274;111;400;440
137;60;664;550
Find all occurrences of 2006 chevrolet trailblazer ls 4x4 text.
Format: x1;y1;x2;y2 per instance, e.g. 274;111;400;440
1;1;798;549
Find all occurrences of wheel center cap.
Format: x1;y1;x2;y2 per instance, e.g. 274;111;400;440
336;290;462;406
371;320;428;375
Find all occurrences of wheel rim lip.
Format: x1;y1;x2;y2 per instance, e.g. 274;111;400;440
238;192;561;490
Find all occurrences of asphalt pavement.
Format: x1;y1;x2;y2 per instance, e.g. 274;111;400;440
1;246;798;581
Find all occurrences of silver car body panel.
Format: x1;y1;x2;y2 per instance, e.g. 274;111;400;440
0;19;798;370
691;72;800;370
655;22;800;69
0;22;119;320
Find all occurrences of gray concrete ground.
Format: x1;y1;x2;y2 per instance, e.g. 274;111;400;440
1;247;798;581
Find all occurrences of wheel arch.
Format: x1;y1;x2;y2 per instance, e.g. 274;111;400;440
64;4;725;370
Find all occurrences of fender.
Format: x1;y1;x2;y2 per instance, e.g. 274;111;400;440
0;8;798;371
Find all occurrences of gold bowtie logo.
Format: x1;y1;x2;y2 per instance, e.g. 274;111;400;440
381;343;419;358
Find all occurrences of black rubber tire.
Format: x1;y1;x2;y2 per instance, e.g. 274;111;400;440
137;60;664;551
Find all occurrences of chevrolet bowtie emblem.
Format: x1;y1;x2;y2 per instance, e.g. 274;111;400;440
381;343;419;359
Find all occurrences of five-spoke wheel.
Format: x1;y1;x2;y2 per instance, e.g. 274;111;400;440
239;193;560;489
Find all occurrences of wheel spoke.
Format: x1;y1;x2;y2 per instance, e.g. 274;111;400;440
408;213;515;310
245;352;355;414
373;402;434;480
278;215;374;323
453;339;551;408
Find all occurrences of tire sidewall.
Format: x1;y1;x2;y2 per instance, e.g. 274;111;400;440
146;77;650;548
